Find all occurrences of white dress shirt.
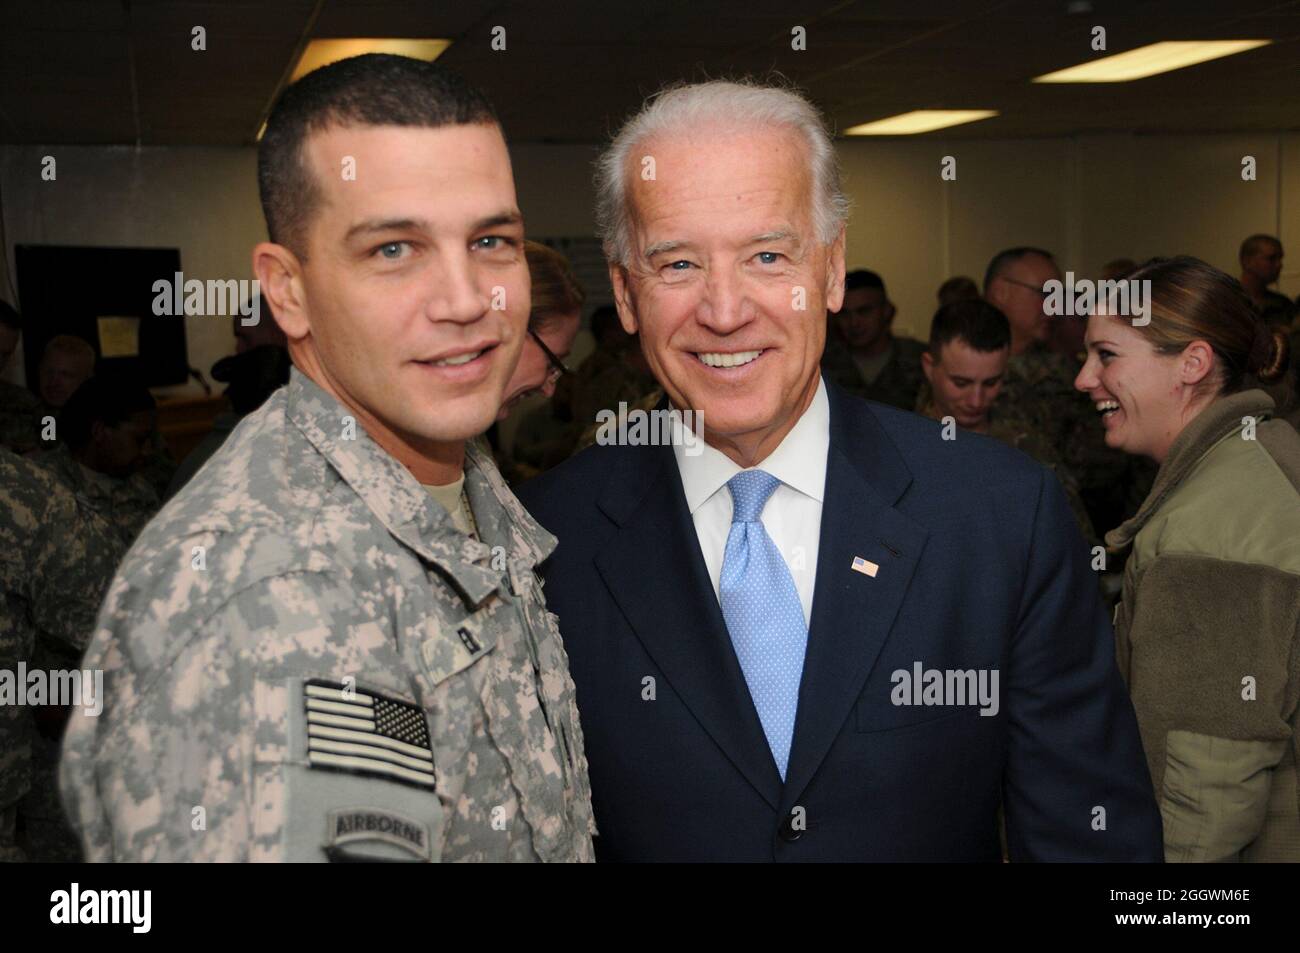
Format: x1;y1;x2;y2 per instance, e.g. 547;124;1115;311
672;377;829;627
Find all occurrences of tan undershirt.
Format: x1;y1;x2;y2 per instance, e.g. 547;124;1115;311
423;475;476;538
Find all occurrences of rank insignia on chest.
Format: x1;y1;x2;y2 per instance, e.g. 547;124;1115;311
303;680;436;790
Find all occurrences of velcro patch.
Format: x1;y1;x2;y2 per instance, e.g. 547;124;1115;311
326;808;432;861
303;680;436;790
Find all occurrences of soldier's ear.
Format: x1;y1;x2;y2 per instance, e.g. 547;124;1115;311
253;242;309;341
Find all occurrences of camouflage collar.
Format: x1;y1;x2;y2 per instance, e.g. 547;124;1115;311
285;368;554;606
1106;389;1275;551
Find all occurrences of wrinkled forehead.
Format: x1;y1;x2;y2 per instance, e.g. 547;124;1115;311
624;123;815;227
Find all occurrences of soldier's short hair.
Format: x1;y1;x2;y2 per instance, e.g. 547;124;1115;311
258;54;498;259
844;269;886;298
59;373;156;451
929;298;1011;357
937;276;979;306
1239;234;1281;263
983;247;1055;294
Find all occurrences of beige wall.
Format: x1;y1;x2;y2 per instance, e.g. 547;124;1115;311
2;133;1297;393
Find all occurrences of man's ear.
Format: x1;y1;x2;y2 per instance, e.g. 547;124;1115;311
824;226;847;314
253;242;309;341
610;264;640;335
884;300;897;326
921;350;934;384
985;277;1007;309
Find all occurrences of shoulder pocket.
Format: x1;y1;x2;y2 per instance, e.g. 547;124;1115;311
253;675;444;862
419;609;499;684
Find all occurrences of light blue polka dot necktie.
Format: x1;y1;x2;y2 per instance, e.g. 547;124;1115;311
719;469;808;780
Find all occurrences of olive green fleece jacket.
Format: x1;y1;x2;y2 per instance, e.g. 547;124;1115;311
1107;390;1300;862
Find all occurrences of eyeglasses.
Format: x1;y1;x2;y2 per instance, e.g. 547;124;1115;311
528;328;573;389
998;276;1050;300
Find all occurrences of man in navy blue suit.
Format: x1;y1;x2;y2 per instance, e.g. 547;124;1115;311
519;79;1162;862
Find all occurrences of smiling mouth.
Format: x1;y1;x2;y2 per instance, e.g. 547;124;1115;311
415;344;497;368
695;349;764;368
1096;398;1120;419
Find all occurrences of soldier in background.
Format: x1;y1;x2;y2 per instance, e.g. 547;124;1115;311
59;54;594;863
984;246;1140;536
35;373;161;548
0;450;128;862
568;304;657;432
492;241;584;481
936;275;979;307
0;301;41;454
165;344;292;500
915;298;1097;547
820;269;925;410
1239;234;1296;330
36;335;95;418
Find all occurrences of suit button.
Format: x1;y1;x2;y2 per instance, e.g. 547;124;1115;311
778;814;803;842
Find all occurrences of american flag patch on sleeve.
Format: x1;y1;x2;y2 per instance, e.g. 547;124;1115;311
302;680;436;790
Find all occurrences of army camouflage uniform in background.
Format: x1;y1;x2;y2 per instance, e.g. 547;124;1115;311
1;450;128;862
915;384;1099;549
34;441;160;548
820;336;926;412
1001;342;1143;536
60;369;595;862
0;380;43;454
570;347;659;436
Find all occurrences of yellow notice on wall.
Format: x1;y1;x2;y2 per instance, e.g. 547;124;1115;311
97;316;141;358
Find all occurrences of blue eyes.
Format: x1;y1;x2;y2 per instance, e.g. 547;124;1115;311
663;252;783;273
372;236;517;261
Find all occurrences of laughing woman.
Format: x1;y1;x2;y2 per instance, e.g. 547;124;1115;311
1076;255;1300;862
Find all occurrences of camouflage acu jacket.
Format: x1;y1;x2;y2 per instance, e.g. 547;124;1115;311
1;450;127;861
34;442;159;549
59;369;596;862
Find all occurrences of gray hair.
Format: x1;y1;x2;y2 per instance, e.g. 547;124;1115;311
594;79;851;267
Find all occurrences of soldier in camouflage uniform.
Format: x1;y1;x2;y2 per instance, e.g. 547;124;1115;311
985;247;1137;535
820;269;925;411
0;302;43;454
0;380;42;454
33;373;162;548
59;54;594;863
1;450;127;862
915;297;1099;548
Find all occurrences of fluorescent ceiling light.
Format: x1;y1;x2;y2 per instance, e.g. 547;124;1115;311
290;38;453;83
1033;40;1270;83
844;110;998;135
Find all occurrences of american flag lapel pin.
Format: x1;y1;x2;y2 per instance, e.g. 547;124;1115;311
851;556;879;578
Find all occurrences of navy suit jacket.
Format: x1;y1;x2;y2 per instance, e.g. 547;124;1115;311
518;383;1163;861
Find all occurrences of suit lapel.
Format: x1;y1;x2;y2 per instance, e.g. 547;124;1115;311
781;387;930;807
593;443;785;809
